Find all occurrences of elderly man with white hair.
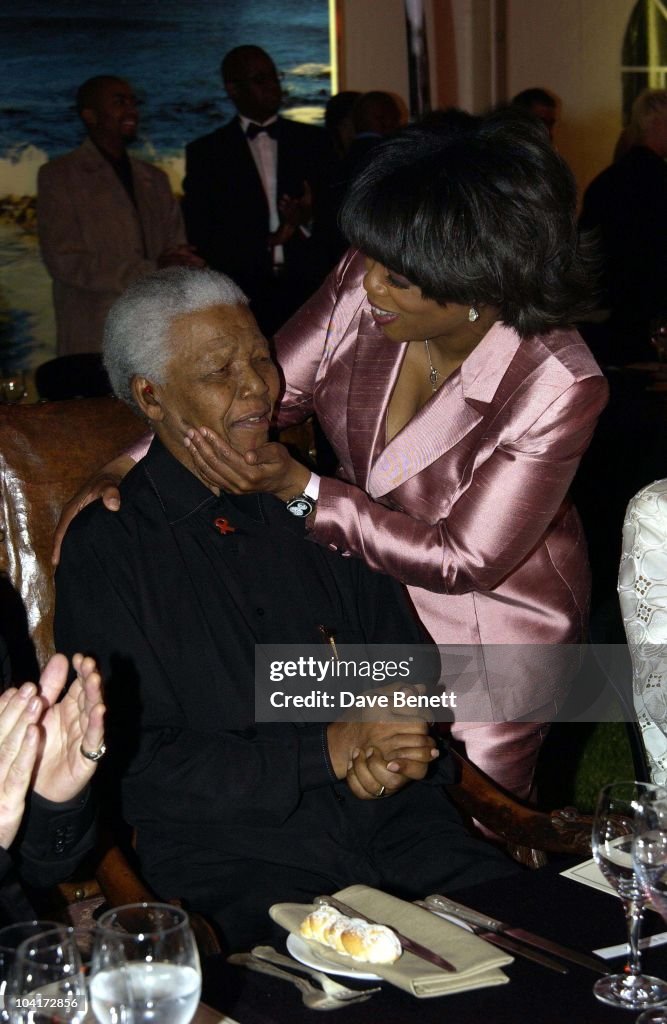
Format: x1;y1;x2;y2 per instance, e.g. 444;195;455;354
54;267;516;952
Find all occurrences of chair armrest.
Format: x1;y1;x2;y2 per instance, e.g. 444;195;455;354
95;843;156;906
445;749;593;860
59;843;222;956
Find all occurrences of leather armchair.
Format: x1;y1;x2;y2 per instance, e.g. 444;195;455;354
0;397;147;678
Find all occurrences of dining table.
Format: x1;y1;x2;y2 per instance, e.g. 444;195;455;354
199;858;667;1024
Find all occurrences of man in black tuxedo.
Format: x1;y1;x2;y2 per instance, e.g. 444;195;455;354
182;46;334;336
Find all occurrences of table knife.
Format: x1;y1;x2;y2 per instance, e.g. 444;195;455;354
414;899;568;974
425;895;610;975
315;895;457;972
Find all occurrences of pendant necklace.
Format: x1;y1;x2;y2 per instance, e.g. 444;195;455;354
424;339;441;391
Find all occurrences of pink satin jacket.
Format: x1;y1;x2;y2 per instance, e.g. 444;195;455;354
275;251;609;719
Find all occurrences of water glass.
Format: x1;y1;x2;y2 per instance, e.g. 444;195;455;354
89;902;201;1024
5;925;87;1023
633;790;667;1023
0;921;61;1021
591;780;667;1010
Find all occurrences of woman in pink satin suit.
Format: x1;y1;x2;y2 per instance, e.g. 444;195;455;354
61;112;607;799
178;112;609;799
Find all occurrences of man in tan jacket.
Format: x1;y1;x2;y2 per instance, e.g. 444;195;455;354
38;76;202;356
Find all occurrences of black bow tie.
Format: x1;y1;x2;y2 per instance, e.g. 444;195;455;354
246;121;278;140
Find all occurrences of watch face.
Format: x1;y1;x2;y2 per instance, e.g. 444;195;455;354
286;495;314;517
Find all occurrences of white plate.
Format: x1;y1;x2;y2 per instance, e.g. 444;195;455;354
286;932;382;981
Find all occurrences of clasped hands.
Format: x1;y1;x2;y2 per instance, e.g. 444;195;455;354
0;653;105;851
327;684;439;802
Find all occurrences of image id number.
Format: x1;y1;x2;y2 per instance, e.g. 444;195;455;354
17;996;79;1009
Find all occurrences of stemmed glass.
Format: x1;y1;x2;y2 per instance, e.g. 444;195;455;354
633;789;667;1023
591;780;667;1010
89;902;201;1024
0;921;61;1021
0;373;27;404
5;925;87;1023
650;317;667;378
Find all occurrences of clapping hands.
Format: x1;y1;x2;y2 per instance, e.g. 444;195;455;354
0;653;105;851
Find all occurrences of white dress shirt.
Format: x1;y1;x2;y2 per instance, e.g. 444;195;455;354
239;114;283;265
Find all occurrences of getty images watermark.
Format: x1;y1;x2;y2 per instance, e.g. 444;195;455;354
267;652;457;712
254;644;640;723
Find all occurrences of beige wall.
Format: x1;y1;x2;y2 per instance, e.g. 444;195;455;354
504;0;635;194
339;0;638;197
427;0;495;111
335;0;410;105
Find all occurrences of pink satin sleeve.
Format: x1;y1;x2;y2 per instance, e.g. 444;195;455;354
309;375;608;595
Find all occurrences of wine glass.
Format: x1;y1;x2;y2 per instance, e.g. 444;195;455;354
0;922;61;1022
591;780;667;1010
89;902;201;1024
5;925;87;1023
0;373;27;405
633;790;667;1023
650;317;667;377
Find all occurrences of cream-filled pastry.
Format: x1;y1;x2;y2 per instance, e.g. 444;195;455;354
299;906;402;964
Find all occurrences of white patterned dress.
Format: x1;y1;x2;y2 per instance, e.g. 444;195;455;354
619;479;667;785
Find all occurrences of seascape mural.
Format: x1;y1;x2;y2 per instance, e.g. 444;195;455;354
0;0;331;377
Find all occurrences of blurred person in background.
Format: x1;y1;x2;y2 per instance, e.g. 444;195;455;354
580;88;667;364
182;46;334;336
38;75;201;359
511;87;558;142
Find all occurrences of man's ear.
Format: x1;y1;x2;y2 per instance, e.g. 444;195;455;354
132;376;164;423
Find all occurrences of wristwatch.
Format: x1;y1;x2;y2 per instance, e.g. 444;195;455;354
286;473;320;518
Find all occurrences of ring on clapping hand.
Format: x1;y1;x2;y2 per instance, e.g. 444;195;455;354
80;742;107;762
376;785;386;798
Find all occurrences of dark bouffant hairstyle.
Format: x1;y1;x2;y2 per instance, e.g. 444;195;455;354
339;110;596;337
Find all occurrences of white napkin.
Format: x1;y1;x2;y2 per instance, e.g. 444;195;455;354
270;884;512;998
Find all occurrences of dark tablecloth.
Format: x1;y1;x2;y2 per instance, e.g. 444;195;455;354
201;860;667;1024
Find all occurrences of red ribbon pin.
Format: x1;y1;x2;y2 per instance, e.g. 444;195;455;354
214;517;236;535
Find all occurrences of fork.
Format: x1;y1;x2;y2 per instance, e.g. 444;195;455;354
251;944;382;1000
227;952;376;1010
